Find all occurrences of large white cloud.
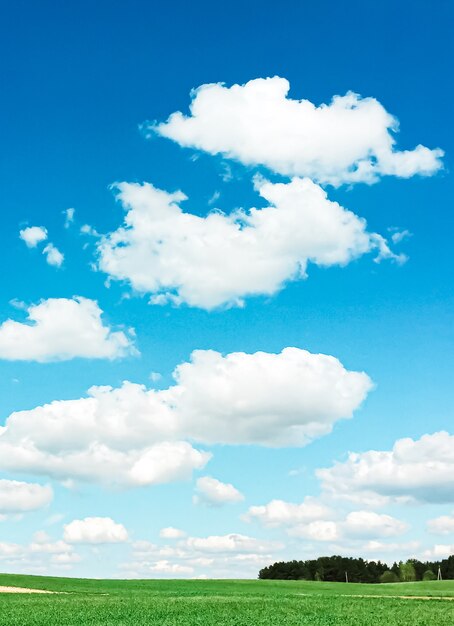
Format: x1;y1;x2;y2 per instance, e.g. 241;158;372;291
96;177;402;310
193;476;244;507
0;297;136;361
172;348;372;446
153;77;443;186
63;517;129;544
317;431;454;504
0;348;371;486
0;479;52;513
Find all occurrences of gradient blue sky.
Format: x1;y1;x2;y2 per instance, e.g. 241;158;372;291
0;0;452;578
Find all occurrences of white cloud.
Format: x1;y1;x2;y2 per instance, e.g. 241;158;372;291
29;538;72;554
51;552;81;564
0;347;370;486
0;479;52;513
154;76;443;186
19;226;48;248
96;177;403;310
64;208;75;228
390;228;412;244
0;533;80;572
128;441;209;487
427;513;454;535
0;296;136;362
244;497;330;527
289;520;340;542
286;511;408;542
43;243;64;267
171;348;372;446
193;476;244;507
317;431;454;504
362;540;420;555
341;510;408;539
148;560;194;575
123;531;281;579
64;517;128;544
208;190;221;205
184;533;281;554
246;497;407;543
130;541;159;556
423;544;454;559
159;527;186;539
19;226;65;267
0;542;24;558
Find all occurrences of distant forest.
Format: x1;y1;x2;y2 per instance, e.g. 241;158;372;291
258;555;454;583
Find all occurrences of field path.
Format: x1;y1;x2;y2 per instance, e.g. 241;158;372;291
0;586;55;594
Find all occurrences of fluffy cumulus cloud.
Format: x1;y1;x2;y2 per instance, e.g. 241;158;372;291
123;533;282;578
246;498;407;542
0;296;136;362
244;496;330;527
127;442;209;487
63;517;129;544
96;177;403;310
172;348;372;446
147;560;194;575
153;76;443;186
0;479;52;514
289;520;340;542
42;243;64;267
19;226;48;248
427;513;454;535
193;476;244;507
159;527;187;539
0;531;80;574
19;226;64;267
362;540;420;556
340;511;408;539
317;431;454;505
423;544;454;559
0;348;371;486
184;533;281;554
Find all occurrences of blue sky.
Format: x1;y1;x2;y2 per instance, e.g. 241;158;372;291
0;0;453;577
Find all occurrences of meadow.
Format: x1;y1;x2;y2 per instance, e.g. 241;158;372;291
0;573;453;625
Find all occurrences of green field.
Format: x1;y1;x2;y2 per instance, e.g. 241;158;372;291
0;573;453;625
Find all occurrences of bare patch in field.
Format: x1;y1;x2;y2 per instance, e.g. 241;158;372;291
0;586;55;594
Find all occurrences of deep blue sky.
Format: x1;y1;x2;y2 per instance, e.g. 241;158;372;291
0;0;452;577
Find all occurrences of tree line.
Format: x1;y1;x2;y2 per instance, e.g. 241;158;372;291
258;555;454;583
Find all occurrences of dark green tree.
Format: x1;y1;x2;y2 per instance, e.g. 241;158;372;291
423;569;436;581
380;570;399;583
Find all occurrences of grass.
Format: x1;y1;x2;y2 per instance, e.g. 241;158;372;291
0;573;453;625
